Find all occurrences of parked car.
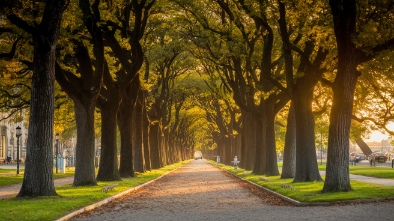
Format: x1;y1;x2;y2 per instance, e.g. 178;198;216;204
369;152;388;166
350;152;366;163
356;153;366;161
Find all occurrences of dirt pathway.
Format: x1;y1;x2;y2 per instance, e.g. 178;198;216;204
70;160;393;221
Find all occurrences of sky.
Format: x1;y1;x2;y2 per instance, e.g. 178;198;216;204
364;131;389;142
363;122;394;142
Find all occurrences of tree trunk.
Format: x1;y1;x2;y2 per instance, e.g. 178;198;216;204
324;68;359;189
18;40;57;196
73;100;97;186
134;89;145;172
159;127;167;167
264;105;279;176
143;101;151;170
96;102;121;181
323;67;358;191
149;122;161;169
18;0;67;197
117;81;139;178
240;112;256;170
281;103;296;178
293;91;322;182
163;128;170;165
253;117;264;175
323;0;359;192
117;96;135;178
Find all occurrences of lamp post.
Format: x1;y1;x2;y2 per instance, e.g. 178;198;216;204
55;133;59;173
16;126;21;175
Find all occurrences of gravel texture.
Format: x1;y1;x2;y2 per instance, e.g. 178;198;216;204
70;160;394;221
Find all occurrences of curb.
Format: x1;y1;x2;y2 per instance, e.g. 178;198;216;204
209;162;394;207
55;165;187;221
209;163;312;206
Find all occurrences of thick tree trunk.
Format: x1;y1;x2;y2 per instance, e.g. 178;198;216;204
253;118;264;175
149;122;161;169
293;91;322;182
134;89;145;172
264;106;279;176
323;70;357;191
118;97;135;178
143;102;151;170
281;103;296;178
159;128;167;167
234;135;242;161
240;112;257;170
73;100;97;186
323;0;359;192
18;39;57;196
163;129;170;165
118;81;140;178
96;104;121;181
225;137;232;165
18;0;66;197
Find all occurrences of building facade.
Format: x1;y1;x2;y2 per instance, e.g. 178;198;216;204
0;113;27;163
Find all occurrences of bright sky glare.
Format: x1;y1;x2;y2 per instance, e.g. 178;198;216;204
365;131;389;142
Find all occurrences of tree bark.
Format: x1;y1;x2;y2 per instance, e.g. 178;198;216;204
96;92;122;181
252;117;264;175
143;98;151;170
264;103;279;176
293;89;322;182
134;87;145;172
72;99;97;186
17;0;67;197
323;0;359;192
118;97;135;177
118;83;138;178
240;112;256;170
149;122;161;169
19;41;57;196
281;103;296;178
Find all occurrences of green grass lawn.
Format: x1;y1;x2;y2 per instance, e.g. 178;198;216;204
0;160;190;221
349;166;394;178
0;168;75;186
317;163;394;179
211;161;394;203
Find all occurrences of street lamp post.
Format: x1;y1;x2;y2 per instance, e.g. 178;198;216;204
16;126;21;175
55;133;59;173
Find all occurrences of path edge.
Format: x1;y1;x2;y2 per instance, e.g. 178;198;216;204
208;161;394;207
208;162;311;206
55;164;188;221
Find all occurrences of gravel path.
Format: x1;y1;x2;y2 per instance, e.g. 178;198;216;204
70;160;393;221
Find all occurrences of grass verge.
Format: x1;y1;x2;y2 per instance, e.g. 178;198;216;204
0;168;75;186
0;160;191;221
210;161;394;203
317;163;394;179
